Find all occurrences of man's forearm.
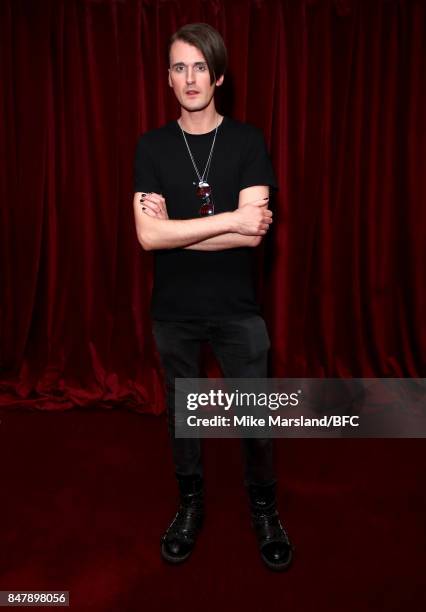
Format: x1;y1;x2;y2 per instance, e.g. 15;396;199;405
184;233;259;251
133;191;271;250
136;210;236;250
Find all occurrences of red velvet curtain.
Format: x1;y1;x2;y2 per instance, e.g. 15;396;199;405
0;0;424;411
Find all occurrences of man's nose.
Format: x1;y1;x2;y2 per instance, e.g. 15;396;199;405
186;66;195;83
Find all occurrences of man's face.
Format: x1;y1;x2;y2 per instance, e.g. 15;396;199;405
168;39;224;112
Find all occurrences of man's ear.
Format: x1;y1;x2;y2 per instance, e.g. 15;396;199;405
216;75;224;87
168;69;172;88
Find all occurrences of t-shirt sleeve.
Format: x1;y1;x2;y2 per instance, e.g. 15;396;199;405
239;127;278;191
133;135;162;193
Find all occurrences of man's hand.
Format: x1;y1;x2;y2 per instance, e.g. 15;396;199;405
140;192;169;220
231;199;273;236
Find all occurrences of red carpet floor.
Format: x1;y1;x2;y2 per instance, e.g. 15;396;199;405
0;407;424;611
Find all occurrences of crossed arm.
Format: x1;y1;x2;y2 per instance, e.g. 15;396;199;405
133;185;272;251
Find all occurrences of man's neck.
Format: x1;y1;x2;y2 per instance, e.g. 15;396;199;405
178;105;222;135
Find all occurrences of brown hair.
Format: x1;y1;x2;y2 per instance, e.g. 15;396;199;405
169;23;227;85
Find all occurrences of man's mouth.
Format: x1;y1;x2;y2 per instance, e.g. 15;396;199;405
185;90;199;96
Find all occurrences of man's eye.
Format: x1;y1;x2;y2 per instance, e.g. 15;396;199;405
176;65;184;72
195;64;207;72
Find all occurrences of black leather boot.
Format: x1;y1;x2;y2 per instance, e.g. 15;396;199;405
248;481;294;571
161;474;204;564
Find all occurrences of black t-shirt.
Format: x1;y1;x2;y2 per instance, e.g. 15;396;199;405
133;116;278;321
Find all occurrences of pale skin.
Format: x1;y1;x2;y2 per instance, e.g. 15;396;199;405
133;39;273;251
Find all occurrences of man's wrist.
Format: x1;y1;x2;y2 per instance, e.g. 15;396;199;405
223;210;239;233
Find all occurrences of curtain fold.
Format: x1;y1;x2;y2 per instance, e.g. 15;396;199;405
0;0;424;411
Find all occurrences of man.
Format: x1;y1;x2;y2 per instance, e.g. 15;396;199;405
133;23;294;571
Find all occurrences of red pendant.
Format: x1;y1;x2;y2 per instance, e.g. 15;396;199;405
196;181;211;197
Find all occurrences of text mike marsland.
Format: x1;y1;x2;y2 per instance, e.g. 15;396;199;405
187;415;360;428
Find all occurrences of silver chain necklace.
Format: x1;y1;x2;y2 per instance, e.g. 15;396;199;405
178;115;220;187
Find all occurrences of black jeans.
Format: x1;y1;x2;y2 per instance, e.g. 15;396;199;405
152;315;276;486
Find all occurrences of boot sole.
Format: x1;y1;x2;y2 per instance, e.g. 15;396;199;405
261;546;295;571
161;542;192;564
